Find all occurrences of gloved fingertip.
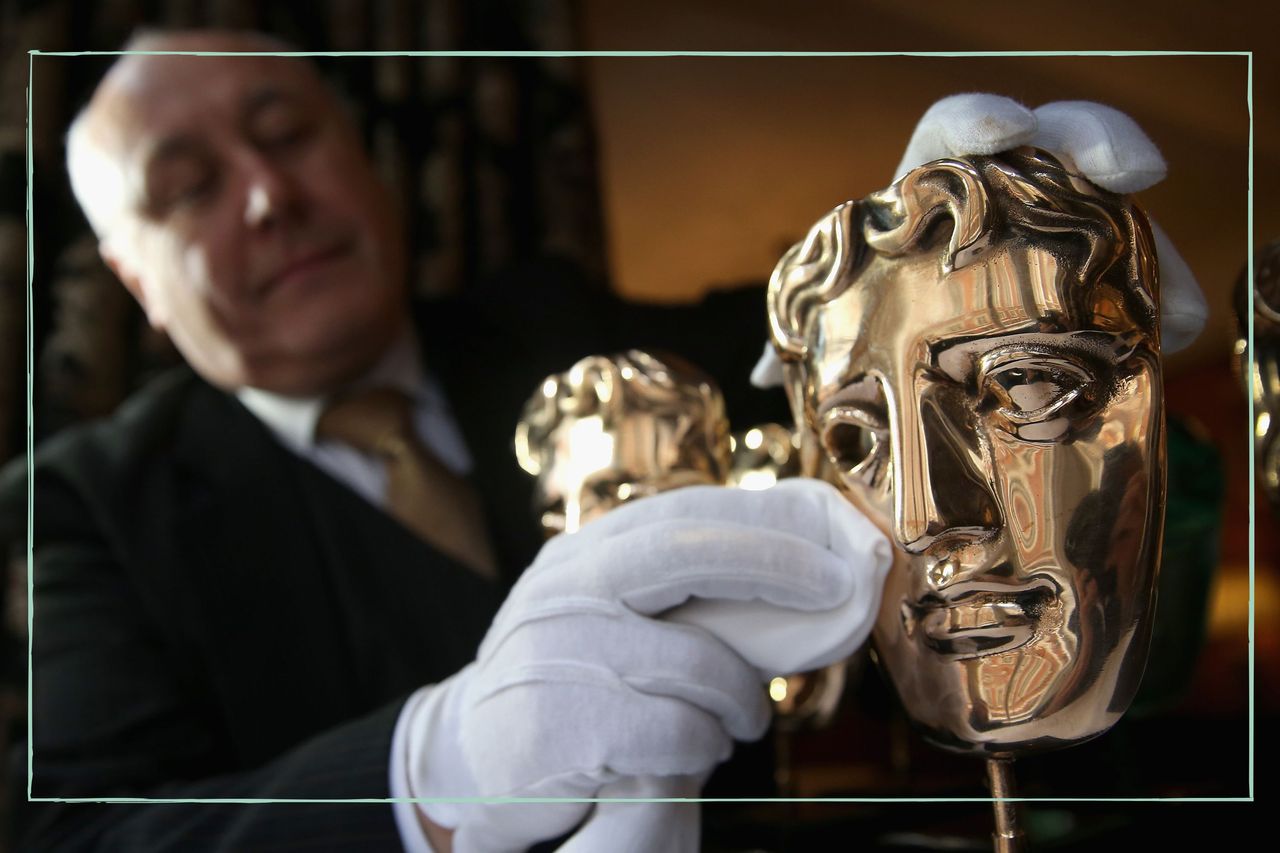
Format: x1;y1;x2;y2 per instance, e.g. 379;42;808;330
1033;101;1166;193
1087;167;1169;195
895;93;1036;182
938;93;1037;154
750;342;785;389
1161;310;1208;355
1150;218;1208;354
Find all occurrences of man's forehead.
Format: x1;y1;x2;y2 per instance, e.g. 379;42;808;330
90;49;321;153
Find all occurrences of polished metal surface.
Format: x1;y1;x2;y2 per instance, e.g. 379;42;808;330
987;759;1027;853
1241;239;1280;506
767;659;849;733
516;353;848;733
515;349;731;535
769;148;1166;757
728;423;802;491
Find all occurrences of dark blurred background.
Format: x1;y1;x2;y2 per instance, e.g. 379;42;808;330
1;0;1274;849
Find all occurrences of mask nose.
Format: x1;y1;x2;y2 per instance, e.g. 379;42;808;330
891;382;1001;554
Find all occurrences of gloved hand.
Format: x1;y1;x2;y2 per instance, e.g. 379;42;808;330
398;478;891;853
562;479;892;853
751;93;1208;389
891;93;1166;191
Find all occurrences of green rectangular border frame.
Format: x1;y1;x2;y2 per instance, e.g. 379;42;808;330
24;46;1254;804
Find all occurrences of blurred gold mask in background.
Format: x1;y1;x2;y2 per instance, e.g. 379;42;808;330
515;350;731;535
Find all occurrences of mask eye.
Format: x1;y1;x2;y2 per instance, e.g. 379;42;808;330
819;403;888;485
979;355;1096;441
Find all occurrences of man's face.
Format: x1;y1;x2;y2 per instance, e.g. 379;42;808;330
805;202;1163;756
89;42;405;395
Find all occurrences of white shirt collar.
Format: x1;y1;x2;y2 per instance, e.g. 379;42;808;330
236;329;428;456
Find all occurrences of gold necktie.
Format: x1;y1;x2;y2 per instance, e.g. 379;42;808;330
316;387;497;580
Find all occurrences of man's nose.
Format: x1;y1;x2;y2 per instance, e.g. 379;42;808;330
239;153;300;230
891;384;1001;553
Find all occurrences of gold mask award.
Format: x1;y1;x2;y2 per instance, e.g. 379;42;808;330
767;148;1164;851
514;350;731;536
514;351;847;762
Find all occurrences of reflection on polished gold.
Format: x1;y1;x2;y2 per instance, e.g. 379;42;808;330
729;423;801;491
769;149;1165;757
515;350;730;535
768;660;849;733
1240;239;1280;506
516;354;848;730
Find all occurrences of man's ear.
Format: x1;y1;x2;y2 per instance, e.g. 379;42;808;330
99;237;166;331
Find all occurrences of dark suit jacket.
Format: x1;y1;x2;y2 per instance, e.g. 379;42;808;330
0;263;782;851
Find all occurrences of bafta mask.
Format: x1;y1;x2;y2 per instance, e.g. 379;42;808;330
514;350;731;535
768;149;1165;757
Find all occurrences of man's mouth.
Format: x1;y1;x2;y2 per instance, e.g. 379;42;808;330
257;239;354;297
905;582;1056;659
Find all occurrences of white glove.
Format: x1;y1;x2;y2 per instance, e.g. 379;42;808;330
753;92;1206;390
891;93;1169;191
564;478;891;853
399;478;891;853
555;774;706;853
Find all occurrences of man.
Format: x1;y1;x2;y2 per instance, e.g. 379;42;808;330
3;31;1200;853
7;31;896;853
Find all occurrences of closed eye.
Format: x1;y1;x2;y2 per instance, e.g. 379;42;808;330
978;354;1097;441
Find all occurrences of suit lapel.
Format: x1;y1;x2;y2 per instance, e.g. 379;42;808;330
157;277;621;763
168;379;506;764
288;460;503;685
169;383;371;764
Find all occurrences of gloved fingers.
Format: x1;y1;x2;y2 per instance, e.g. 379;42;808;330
532;478;886;595
478;611;771;741
455;775;703;853
669;590;876;676
582;519;855;613
540;478;846;553
750;341;786;388
596;691;733;778
462;677;734;796
1032;101;1166;194
597;772;707;799
561;775;704;853
500;482;888;644
1149;217;1208;354
453;800;594;853
508;518;855;635
893;93;1036;182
